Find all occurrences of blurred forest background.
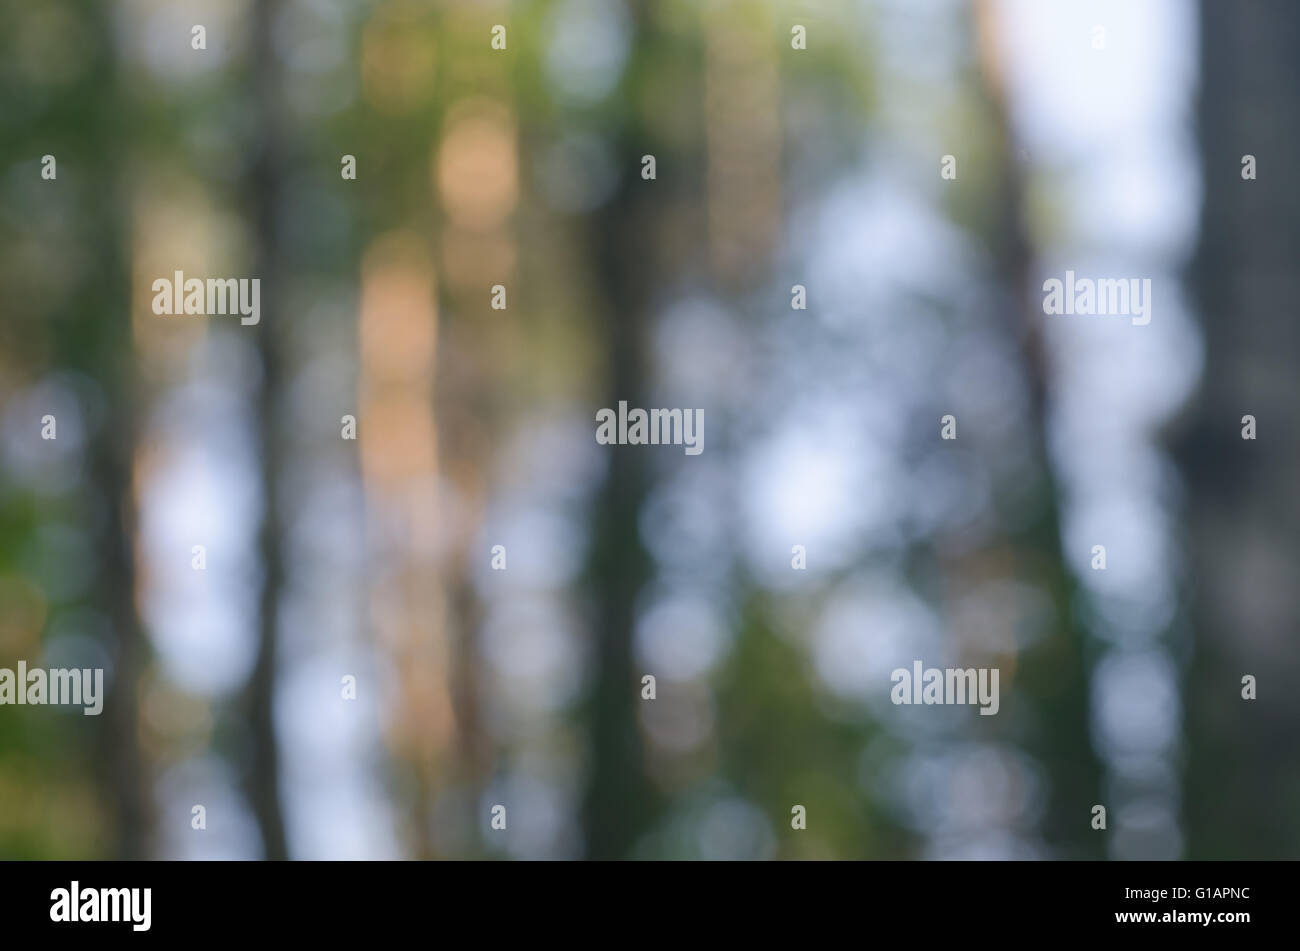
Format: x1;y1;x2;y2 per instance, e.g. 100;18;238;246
0;0;1296;860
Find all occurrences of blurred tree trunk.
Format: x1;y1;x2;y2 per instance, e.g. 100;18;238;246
87;0;150;860
1177;0;1300;859
88;271;149;860
0;0;151;860
973;0;1105;858
578;1;664;861
580;158;660;860
244;0;290;861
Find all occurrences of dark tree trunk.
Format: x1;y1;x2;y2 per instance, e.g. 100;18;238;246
245;0;290;861
579;1;665;859
580;174;661;860
78;0;150;861
972;0;1105;858
1177;0;1300;859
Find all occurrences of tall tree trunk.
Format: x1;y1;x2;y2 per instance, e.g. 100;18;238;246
75;0;151;861
579;1;664;859
245;0;290;861
973;0;1105;858
1177;0;1300;859
580;170;661;860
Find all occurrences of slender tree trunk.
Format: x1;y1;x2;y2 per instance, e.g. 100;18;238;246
91;206;150;861
972;0;1105;858
245;0;290;861
578;3;664;859
580;179;661;859
76;0;150;860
